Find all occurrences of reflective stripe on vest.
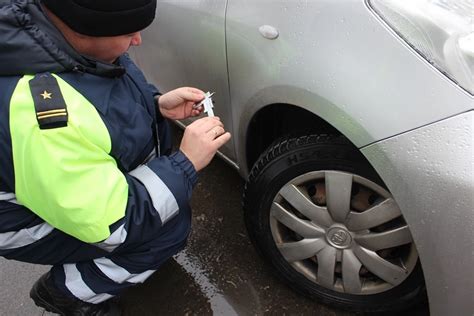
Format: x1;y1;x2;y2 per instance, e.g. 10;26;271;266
0;222;54;250
0;191;18;204
129;165;179;224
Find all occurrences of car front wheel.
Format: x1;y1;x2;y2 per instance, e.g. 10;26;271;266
243;134;426;313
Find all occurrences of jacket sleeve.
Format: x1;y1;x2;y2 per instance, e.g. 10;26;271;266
108;151;197;251
127;150;197;230
9;73;197;244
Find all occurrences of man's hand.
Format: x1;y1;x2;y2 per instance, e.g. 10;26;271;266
158;87;205;120
179;116;231;171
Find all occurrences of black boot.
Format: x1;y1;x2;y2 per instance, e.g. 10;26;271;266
30;272;121;316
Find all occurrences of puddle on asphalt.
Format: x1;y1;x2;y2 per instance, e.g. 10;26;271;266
119;256;213;316
173;250;238;316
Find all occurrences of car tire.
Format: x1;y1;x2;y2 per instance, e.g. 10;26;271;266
243;134;426;313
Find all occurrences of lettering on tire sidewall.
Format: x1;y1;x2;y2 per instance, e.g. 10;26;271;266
286;148;348;166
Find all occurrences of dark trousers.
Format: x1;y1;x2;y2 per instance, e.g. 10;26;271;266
0;200;191;303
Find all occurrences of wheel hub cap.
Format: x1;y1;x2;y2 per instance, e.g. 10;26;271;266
270;170;419;295
326;226;352;249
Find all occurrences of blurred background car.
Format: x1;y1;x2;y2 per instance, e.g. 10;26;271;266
130;0;473;314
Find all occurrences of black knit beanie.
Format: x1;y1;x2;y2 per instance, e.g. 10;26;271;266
42;0;157;37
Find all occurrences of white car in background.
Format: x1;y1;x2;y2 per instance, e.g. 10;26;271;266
131;0;473;315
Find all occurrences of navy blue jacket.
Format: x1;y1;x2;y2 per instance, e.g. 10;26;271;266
0;0;197;249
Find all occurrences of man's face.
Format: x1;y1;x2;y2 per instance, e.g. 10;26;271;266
79;32;142;63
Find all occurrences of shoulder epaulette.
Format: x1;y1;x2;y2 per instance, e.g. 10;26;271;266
29;73;68;129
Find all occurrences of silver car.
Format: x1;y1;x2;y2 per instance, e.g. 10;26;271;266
131;0;473;314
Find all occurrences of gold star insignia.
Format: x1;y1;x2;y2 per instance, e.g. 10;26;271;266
40;90;52;100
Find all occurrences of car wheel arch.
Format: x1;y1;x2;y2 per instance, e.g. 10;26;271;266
242;102;427;277
244;103;346;170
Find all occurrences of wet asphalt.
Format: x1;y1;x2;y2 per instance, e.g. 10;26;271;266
0;125;429;316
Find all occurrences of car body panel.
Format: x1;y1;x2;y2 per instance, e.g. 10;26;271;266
130;0;235;158
133;0;473;172
225;0;472;173
361;111;474;316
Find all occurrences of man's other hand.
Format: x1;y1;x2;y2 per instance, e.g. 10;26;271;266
179;117;231;171
158;87;205;120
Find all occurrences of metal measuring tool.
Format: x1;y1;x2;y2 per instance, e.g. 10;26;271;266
193;91;215;117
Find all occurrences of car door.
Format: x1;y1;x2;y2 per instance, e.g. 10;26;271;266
131;0;235;159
